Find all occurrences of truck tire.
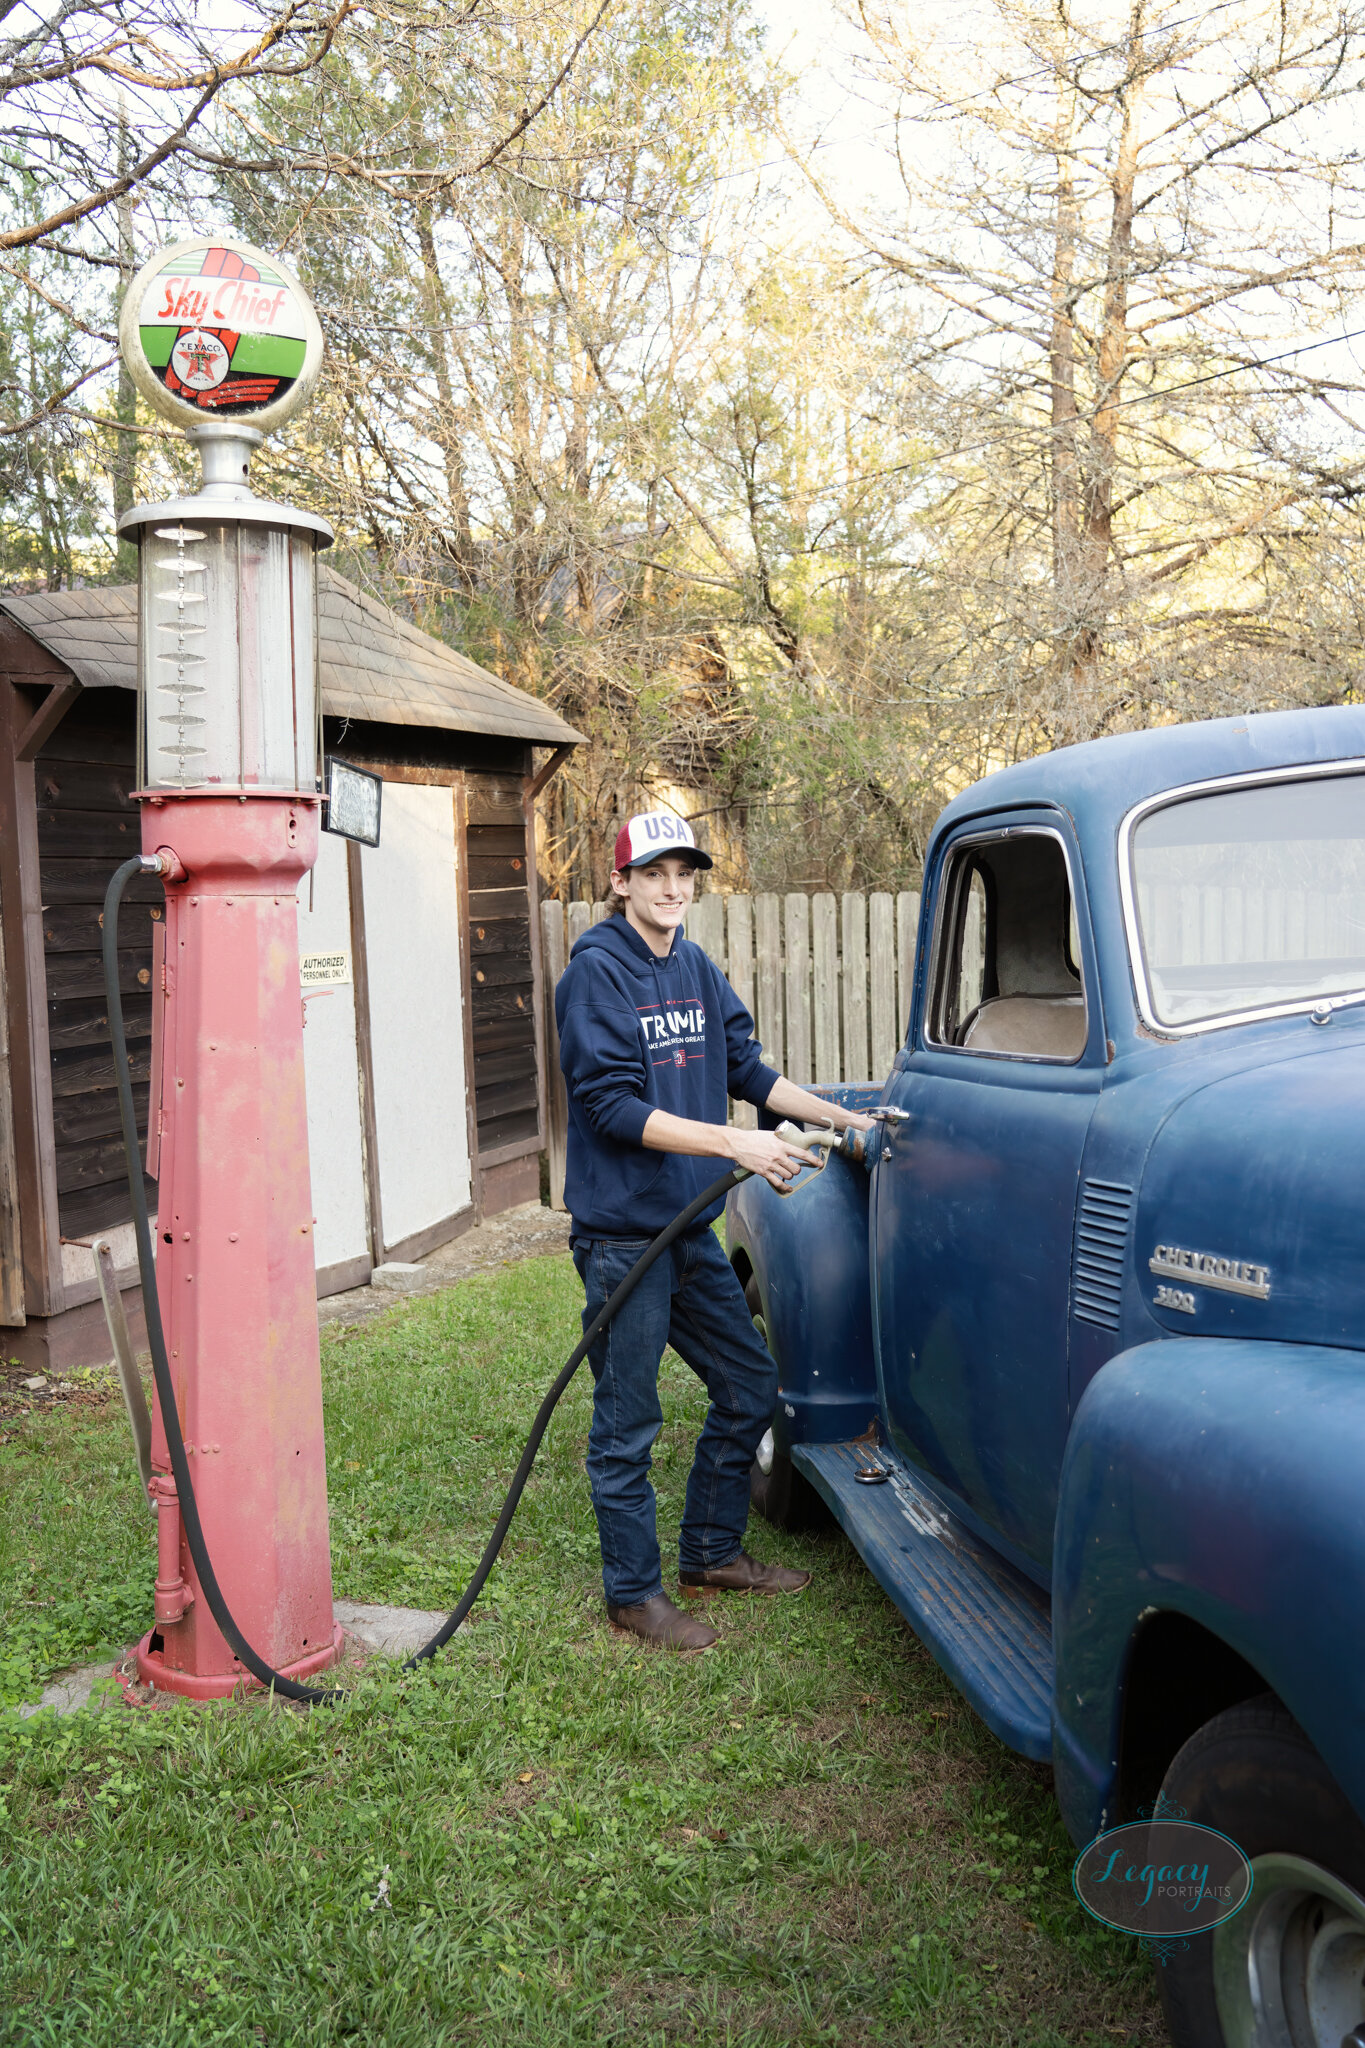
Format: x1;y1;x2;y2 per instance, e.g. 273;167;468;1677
742;1273;829;1532
1156;1692;1365;2048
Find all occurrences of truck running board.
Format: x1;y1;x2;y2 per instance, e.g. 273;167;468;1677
792;1440;1054;1761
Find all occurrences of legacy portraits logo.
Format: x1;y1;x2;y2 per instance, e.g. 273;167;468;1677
1072;1817;1253;1938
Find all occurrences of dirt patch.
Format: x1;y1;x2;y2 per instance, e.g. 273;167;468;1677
761;1757;986;1849
319;1200;572;1328
0;1360;119;1442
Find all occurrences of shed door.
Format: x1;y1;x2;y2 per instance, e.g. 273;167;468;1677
296;826;370;1283
466;774;540;1158
363;782;471;1250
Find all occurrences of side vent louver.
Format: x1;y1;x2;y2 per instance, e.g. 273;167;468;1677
1072;1179;1134;1331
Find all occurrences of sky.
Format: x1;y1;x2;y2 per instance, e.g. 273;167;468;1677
750;0;904;222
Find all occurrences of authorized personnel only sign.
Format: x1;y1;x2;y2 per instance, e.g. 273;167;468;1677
300;951;352;988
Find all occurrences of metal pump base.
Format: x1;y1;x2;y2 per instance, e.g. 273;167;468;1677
125;1620;346;1703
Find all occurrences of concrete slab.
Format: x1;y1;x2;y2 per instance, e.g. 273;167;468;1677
16;1660;121;1718
11;1603;457;1716
369;1263;425;1292
334;1600;453;1658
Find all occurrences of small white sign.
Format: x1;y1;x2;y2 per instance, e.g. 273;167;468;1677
301;950;352;988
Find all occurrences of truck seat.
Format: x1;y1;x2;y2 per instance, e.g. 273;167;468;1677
962;995;1086;1059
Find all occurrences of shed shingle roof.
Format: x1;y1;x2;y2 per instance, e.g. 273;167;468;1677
0;568;581;747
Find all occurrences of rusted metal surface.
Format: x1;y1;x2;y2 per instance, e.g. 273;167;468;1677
132;796;341;1698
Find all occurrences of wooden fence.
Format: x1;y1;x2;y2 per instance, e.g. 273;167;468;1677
539;890;925;1208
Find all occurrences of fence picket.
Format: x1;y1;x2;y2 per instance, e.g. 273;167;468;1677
869;892;896;1080
785;893;811;1083
727;895;757;1128
727;895;755;1014
754;894;783;1078
567;901;592;952
812;894;839;1082
897;891;920;1037
785;897;818;1089
842;892;869;1082
687;893;725;965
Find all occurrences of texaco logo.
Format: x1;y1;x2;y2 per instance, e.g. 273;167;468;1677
170;328;229;392
119;237;324;432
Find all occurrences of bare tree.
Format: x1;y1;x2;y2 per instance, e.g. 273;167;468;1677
0;0;354;260
0;0;621;583
224;0;768;895
796;0;1365;751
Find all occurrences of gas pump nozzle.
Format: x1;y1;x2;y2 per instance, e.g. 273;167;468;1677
771;1119;841;1194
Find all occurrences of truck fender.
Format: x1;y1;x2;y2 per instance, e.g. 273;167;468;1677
1051;1337;1365;1846
725;1151;878;1453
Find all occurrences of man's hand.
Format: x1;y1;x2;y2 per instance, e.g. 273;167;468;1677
639;1083;877;1188
726;1127;817;1189
763;1077;876;1134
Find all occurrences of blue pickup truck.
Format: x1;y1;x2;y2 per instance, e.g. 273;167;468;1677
727;705;1365;2048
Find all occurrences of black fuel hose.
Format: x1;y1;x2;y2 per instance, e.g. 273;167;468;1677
104;854;740;1706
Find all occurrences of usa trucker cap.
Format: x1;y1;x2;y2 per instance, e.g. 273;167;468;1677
612;811;713;871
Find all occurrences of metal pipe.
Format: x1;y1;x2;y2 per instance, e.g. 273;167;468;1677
91;1234;155;1507
150;1474;192;1624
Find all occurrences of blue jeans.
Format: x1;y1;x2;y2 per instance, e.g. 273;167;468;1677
571;1227;778;1608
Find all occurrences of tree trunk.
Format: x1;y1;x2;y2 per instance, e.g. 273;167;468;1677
112;120;138;584
1072;0;1146;724
1048;60;1081;632
415;199;475;585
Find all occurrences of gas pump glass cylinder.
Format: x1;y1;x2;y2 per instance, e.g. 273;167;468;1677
139;518;318;793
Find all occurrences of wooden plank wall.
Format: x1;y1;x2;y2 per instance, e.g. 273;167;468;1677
465;771;540;1160
0;890;22;1323
36;696;161;1239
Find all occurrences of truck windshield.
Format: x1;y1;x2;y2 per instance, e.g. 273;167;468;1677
1130;771;1365;1027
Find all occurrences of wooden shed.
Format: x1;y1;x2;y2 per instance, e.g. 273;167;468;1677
0;569;580;1372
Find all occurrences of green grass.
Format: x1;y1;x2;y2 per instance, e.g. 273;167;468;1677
0;1250;1164;2046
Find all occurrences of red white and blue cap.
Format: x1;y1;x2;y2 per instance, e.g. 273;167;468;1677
612;810;712;872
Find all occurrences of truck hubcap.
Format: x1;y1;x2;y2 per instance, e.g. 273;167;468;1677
1214;1854;1365;2047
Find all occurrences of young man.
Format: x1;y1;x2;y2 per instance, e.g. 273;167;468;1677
555;812;874;1651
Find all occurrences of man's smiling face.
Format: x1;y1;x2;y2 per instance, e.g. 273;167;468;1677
612;853;699;953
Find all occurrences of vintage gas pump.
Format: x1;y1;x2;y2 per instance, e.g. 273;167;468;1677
100;242;846;1708
114;238;338;1698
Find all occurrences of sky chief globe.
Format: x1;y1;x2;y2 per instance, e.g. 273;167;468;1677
118;237;324;435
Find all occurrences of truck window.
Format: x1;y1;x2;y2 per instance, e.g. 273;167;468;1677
1128;769;1365;1029
928;831;1087;1061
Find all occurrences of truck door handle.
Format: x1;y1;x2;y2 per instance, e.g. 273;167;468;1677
872;1105;909;1164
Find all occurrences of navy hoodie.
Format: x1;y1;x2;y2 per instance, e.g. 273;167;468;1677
555;913;779;1237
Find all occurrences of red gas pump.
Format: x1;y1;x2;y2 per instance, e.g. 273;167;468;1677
102;240;793;1707
114;238;339;1699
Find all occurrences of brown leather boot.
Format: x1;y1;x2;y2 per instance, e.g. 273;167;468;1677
606;1592;719;1650
679;1551;811;1597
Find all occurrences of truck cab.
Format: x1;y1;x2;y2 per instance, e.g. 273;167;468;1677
727;705;1365;2048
